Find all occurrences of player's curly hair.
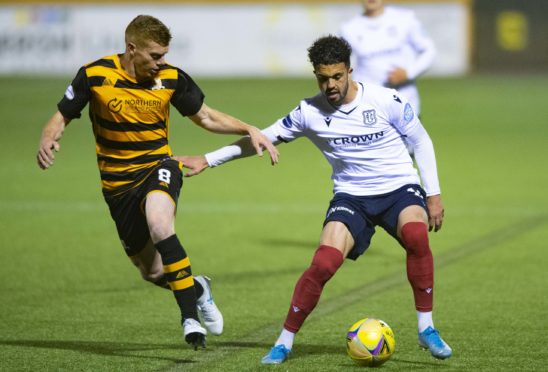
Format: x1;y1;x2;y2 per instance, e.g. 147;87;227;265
308;35;352;68
125;15;172;47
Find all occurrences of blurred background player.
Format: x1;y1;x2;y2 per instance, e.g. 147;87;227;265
36;15;278;349
340;0;436;116
179;35;452;364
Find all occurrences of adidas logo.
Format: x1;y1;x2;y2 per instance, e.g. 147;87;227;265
102;78;114;87
176;270;189;279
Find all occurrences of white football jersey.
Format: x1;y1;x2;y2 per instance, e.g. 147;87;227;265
262;83;440;196
340;6;435;114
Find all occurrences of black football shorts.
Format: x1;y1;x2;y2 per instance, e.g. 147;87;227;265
104;158;183;256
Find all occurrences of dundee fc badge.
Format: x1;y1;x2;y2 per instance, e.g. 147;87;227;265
363;110;377;125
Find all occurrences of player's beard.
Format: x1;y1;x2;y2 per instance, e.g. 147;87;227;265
325;80;350;106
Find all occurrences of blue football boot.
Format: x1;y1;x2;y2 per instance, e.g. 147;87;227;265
261;344;291;364
418;326;452;359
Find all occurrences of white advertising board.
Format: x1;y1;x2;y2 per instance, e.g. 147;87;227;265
0;3;468;76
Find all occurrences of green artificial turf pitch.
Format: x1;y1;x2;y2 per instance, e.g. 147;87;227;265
0;74;547;371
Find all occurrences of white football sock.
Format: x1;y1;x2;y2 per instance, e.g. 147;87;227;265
275;328;295;350
417;311;434;333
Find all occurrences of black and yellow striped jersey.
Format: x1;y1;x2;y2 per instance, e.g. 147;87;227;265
57;54;204;196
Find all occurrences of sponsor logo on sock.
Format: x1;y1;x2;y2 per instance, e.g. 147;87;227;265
425;288;432;294
292;306;300;313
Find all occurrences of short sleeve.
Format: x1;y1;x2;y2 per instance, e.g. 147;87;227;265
170;69;205;116
57;67;91;119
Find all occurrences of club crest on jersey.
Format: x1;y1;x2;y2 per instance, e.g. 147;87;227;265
151;78;165;90
404;103;414;123
362;109;377;125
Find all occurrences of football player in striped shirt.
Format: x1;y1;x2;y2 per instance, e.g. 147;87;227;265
180;35;452;363
36;15;278;349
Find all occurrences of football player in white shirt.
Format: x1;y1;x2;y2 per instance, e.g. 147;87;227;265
340;0;436;115
177;35;452;363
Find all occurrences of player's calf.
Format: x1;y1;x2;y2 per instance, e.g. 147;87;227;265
138;267;170;289
401;222;434;311
284;245;343;332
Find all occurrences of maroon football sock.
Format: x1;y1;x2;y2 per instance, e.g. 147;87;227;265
284;245;344;333
401;222;434;312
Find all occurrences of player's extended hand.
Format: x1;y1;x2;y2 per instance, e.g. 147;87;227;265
247;127;279;165
37;137;60;170
426;195;444;232
173;155;209;177
387;67;409;87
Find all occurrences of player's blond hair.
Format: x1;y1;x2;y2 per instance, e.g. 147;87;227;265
125;15;172;47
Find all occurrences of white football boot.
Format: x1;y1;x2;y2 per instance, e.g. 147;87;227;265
183;318;206;350
195;275;224;335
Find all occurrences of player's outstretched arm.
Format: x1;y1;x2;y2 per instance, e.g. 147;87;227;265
188;103;279;165
174;127;282;177
37;111;71;170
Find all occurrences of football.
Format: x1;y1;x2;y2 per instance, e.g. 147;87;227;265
346;318;396;366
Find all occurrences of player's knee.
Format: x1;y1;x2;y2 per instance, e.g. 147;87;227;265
400;222;430;256
147;221;174;244
310;245;344;281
